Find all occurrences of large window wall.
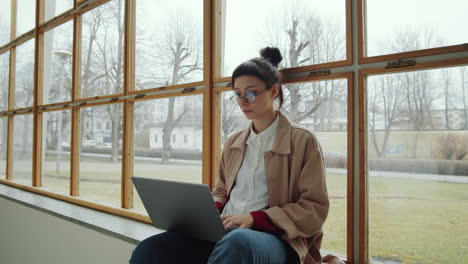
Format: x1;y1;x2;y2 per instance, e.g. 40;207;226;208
0;1;466;264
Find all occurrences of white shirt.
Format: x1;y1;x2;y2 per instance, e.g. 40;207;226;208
221;115;280;215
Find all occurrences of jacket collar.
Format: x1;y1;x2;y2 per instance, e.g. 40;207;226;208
230;111;291;154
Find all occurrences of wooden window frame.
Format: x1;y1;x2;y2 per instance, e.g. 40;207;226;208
358;57;468;264
357;0;468;64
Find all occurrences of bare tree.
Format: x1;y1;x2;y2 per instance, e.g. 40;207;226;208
461;67;468;129
263;1;346;126
147;15;202;163
368;75;405;157
221;96;240;143
441;69;453;129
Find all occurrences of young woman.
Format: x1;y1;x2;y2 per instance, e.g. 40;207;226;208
130;47;338;264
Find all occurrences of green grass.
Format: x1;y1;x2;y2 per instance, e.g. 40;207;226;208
39;160;468;264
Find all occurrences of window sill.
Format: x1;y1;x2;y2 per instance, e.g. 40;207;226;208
0;184;163;245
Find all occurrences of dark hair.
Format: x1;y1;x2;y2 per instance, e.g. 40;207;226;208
231;47;284;109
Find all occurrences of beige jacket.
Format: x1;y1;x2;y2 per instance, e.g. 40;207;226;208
212;111;330;264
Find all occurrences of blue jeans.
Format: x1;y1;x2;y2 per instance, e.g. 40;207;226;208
129;228;299;264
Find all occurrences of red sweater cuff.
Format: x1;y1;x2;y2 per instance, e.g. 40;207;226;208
250;211;283;236
215;202;224;213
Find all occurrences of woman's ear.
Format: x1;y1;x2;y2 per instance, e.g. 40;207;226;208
271;84;280;99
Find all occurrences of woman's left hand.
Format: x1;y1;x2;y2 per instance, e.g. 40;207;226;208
221;214;254;230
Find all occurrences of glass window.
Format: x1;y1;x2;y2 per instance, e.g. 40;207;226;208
43;21;73;105
42;110;71;195
79;104;122;206
81;0;124;98
367;66;468;264
221;0;346;77
0;51;9;111
172;134;176;143
0;0;11;46
16;0;36;37
133;94;203;212
12;114;33;186
15;38;35;109
0;117;7;179
44;0;74;22
366;0;468;57
220;78;349;256
135;0;203;90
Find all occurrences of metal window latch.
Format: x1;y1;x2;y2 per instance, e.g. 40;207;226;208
39;107;46;111
110;97;119;102
79;102;87;106
386;59;416;69
308;69;331;77
134;93;145;99
182;87;196;93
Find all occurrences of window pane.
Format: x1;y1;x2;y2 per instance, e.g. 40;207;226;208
133;94;203;212
220;79;349;256
0;117;7;179
367;66;468;264
0;51;9;111
81;0;124;98
43;21;73;104
44;0;74;22
42;110;71;195
221;0;346;77
0;0;11;46
15;38;35;109
366;0;468;57
79;104;122;206
12;114;33;185
16;0;36;37
135;0;203;90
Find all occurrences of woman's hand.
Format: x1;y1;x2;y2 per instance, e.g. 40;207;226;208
221;214;254;230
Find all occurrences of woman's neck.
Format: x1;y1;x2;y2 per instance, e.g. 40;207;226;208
252;110;277;134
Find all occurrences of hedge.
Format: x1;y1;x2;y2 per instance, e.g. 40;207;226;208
324;155;468;176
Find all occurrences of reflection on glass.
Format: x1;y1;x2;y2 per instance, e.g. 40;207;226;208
367;67;468;264
133;94;203;211
135;0;203;90
16;0;36;37
44;0;74;21
81;0;124;98
0;117;6;179
366;0;468;57
15;39;35;109
222;0;346;76
0;51;9;111
12;114;33;186
43;21;73;104
79;104;122;206
42;110;71;195
0;0;11;46
220;79;349;256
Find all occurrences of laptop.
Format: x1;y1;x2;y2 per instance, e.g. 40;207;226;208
132;176;227;242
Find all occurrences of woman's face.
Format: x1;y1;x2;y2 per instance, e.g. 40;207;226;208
233;75;277;120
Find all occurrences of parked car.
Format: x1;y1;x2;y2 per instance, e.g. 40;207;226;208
82;140;97;147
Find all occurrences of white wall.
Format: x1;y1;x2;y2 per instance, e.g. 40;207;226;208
0;197;136;264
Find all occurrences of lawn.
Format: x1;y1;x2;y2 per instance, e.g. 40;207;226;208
36;158;467;264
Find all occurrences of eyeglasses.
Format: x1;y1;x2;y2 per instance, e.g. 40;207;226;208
230;88;268;104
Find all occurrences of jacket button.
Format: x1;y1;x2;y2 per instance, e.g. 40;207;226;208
267;152;273;157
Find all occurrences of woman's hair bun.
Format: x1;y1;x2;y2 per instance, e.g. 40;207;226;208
260;47;283;68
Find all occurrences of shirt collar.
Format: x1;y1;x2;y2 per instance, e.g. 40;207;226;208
247;114;280;144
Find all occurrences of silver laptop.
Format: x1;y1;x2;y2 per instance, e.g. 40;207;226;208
132;176;227;242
